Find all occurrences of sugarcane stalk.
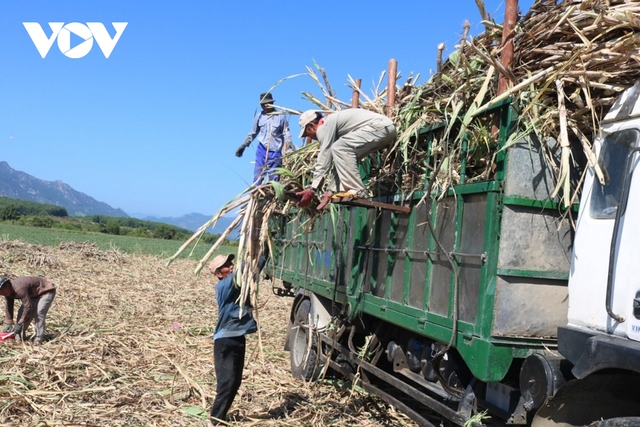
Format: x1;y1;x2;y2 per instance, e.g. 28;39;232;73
471;65;557;118
167;193;251;265
568;121;605;185
551;78;571;208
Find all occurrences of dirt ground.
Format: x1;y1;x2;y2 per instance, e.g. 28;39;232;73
0;239;419;426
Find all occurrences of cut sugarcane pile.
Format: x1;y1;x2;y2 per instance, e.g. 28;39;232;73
0;240;418;426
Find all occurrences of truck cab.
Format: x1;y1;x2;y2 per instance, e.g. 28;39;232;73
533;81;640;426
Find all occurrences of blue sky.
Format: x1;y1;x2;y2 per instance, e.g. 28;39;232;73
0;0;534;218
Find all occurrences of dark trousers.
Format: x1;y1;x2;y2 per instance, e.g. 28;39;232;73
210;335;246;424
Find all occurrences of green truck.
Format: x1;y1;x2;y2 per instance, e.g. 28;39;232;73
270;84;640;426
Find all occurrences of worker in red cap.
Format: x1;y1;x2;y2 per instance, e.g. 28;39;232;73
295;108;396;210
207;254;257;425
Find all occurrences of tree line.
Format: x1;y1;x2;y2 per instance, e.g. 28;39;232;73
0;197;67;218
0;197;226;244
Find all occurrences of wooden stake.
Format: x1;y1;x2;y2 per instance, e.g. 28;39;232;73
351;78;362;108
387;59;397;117
498;0;517;96
492;0;518;138
436;43;445;84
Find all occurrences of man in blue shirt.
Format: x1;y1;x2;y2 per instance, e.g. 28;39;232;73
236;92;294;185
208;254;257;425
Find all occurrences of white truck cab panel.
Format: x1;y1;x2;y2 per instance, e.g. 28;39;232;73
568;80;640;342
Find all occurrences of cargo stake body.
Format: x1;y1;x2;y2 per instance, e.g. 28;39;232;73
269;84;640;426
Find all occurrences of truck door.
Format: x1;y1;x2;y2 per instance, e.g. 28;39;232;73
569;126;640;339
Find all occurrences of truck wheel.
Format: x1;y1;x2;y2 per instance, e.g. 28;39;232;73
588;418;640;427
290;298;320;381
532;375;640;427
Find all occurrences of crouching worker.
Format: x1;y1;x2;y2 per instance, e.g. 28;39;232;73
0;276;57;344
295;109;397;210
208;254;257;426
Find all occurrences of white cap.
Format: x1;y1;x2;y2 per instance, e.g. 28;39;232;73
298;110;318;138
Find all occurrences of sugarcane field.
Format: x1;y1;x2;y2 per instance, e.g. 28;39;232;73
0;240;417;426
4;0;640;426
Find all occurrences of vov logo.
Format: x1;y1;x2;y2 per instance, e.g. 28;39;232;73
23;22;128;59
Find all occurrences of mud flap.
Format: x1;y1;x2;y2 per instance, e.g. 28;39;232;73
531;373;640;427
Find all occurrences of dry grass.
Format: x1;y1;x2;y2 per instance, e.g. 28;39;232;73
0;240;417;427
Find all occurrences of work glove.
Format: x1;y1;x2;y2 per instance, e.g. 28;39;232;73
2;323;13;333
235;145;246;157
295;188;316;208
13;323;23;336
317;191;333;211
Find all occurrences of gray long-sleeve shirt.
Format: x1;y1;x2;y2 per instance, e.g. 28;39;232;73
311;109;391;189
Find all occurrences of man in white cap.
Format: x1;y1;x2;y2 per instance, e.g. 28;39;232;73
295;109;397;209
236;92;294;185
207;254;257;426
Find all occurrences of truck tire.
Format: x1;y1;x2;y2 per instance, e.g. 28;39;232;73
588;418;640;427
532;375;640;427
289;298;320;381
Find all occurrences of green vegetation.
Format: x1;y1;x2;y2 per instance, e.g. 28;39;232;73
0;196;224;244
0;196;67;218
0;197;235;259
0;223;235;260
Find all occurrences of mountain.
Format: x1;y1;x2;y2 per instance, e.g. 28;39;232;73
0;161;128;217
140;212;239;238
0;161;238;237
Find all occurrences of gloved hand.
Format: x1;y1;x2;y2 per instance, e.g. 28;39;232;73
295;188;316;208
13;323;23;336
2;323;13;333
235;146;246;157
317;191;333;210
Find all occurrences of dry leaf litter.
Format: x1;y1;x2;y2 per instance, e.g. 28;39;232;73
0;240;418;426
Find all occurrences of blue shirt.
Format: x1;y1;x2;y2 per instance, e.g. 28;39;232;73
213;272;257;341
242;112;293;154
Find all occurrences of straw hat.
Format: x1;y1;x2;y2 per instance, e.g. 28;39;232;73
209;254;235;273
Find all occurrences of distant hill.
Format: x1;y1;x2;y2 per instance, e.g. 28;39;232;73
0;161;128;217
0;161;238;238
140;212;239;239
